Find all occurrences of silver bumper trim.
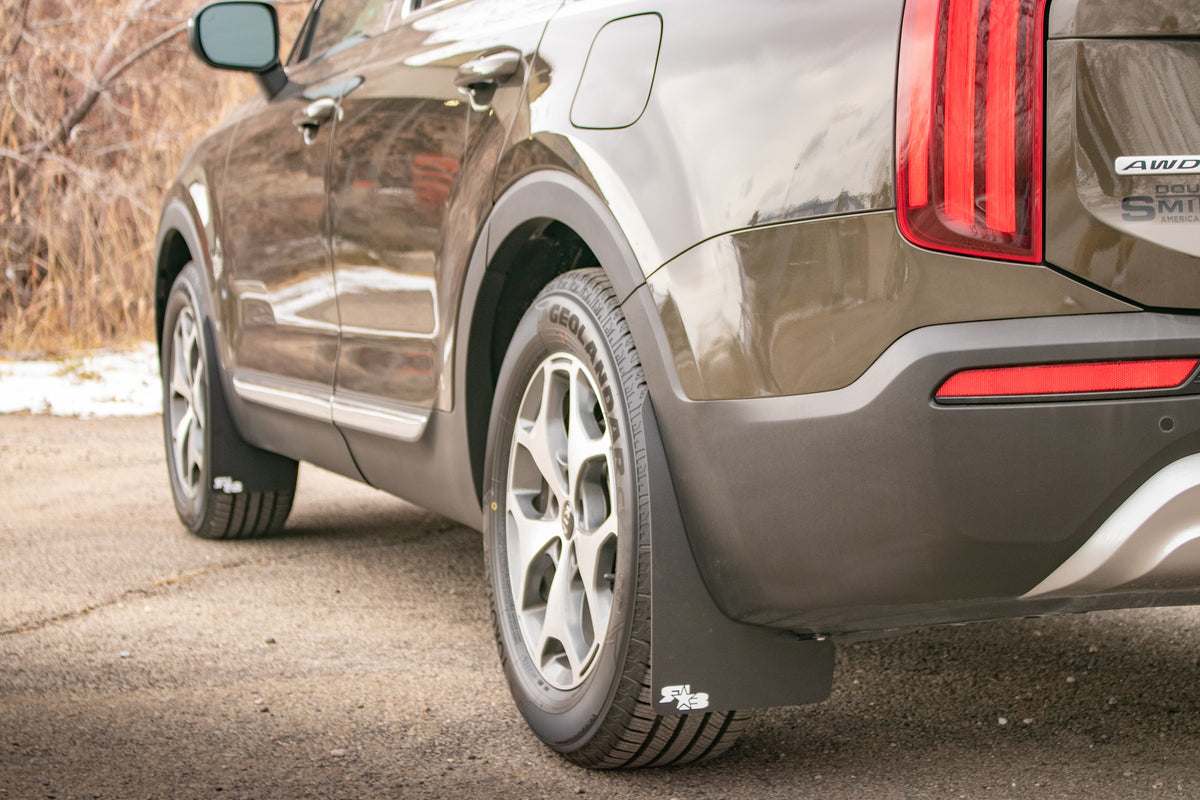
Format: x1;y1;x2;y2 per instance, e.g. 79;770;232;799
1023;453;1200;598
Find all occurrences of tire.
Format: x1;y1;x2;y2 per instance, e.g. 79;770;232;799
160;263;296;539
483;269;750;768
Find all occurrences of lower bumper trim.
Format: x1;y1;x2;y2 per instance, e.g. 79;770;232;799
1023;453;1200;598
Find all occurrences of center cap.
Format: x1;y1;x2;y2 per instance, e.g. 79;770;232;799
561;505;575;538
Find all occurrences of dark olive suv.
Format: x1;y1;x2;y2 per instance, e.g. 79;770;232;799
156;0;1200;768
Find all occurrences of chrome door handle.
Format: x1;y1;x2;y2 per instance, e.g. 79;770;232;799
292;97;340;145
455;48;522;105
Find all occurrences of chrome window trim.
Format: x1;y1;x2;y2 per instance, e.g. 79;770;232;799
401;0;461;21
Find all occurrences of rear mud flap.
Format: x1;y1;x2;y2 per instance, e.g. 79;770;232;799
645;399;835;715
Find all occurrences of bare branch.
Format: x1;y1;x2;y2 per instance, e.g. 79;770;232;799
3;0;33;56
96;20;187;88
6;2;189;205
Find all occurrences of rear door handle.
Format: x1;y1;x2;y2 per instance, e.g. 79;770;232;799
292;97;340;145
455;48;522;104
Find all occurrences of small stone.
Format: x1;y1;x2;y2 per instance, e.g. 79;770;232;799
265;638;277;645
1022;718;1033;725
1066;676;1076;683
998;717;1008;726
119;651;131;659
330;749;346;758
1088;645;1099;653
1108;696;1119;706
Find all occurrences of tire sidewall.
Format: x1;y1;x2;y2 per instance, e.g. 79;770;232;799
484;282;643;751
160;263;212;533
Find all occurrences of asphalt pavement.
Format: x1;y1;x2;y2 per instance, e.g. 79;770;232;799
2;414;1199;799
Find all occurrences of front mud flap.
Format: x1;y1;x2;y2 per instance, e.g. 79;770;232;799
644;399;835;715
202;317;299;494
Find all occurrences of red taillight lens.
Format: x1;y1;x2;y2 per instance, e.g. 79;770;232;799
897;0;1045;263
936;359;1199;399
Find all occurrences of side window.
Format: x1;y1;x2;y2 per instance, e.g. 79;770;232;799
291;0;389;63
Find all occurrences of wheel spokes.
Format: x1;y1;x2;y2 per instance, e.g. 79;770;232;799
533;542;594;684
566;364;610;511
506;351;619;690
168;307;205;499
573;517;617;651
506;507;561;608
513;363;569;504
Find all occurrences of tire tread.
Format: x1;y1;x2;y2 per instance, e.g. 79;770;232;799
528;270;749;769
199;489;294;540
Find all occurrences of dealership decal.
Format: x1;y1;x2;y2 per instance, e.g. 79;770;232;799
1116;156;1200;176
1122;184;1200;224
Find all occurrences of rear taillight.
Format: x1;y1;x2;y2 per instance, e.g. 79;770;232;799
897;0;1045;263
935;359;1199;399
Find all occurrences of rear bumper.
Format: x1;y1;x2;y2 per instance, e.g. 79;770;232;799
651;311;1200;634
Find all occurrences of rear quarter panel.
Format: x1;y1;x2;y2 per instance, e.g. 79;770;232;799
503;0;902;274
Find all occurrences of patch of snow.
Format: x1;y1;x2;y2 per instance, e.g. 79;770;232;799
0;343;162;418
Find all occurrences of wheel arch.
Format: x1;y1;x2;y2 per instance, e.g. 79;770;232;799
154;198;209;352
457;170;661;503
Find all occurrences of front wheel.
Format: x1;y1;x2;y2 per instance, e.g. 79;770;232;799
483;269;749;768
160;263;296;539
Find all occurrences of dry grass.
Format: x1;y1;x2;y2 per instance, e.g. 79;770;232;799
0;0;306;355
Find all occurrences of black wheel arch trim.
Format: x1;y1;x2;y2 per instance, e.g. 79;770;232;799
455;169;688;504
155;196;211;350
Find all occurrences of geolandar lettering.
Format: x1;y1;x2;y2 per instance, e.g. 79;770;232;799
547;302;624;468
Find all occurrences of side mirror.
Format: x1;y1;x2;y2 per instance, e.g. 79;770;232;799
189;1;287;96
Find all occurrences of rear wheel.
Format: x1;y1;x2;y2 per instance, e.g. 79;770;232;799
161;263;296;539
483;269;749;768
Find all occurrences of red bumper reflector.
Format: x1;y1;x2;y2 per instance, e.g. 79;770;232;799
936;359;1200;399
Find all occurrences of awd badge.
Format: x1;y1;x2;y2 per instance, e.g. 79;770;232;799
1116;156;1200;176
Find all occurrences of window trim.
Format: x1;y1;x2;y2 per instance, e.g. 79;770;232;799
287;0;394;66
403;0;457;19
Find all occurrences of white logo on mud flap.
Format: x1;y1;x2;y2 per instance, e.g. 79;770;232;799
659;684;710;711
213;476;244;494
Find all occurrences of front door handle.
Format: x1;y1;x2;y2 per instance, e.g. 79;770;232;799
292;97;340;145
455;48;522;106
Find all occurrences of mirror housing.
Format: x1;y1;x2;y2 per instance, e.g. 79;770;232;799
189;1;287;97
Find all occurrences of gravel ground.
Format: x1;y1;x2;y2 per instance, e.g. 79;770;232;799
2;414;1200;799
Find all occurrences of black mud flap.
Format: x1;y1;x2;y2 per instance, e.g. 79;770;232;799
202;318;298;494
644;399;835;715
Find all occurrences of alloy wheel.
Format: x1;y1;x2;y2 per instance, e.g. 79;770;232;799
505;353;619;690
168;304;206;500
